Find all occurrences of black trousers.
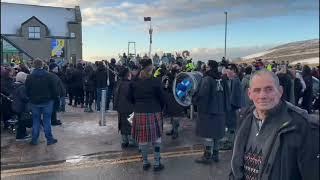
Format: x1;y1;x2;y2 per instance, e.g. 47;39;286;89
16;114;27;139
51;101;59;123
74;88;84;105
68;87;74;105
106;84;114;110
85;90;94;106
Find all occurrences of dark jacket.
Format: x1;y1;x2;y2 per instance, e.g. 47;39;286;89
50;72;66;97
65;68;74;89
70;68;84;89
301;74;313;112
1;76;14;96
163;72;184;117
192;74;230;139
230;101;319;180
229;77;244;109
83;72;95;92
114;79;133;113
226;77;244;129
11;82;29;113
278;73;292;102
128;77;165;113
25;69;58;104
241;74;252;107
108;63;116;85
114;79;134;134
94;66;108;88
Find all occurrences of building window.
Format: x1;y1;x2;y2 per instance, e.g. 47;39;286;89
28;26;40;39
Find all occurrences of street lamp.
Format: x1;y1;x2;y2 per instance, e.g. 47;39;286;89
144;17;152;58
224;11;228;59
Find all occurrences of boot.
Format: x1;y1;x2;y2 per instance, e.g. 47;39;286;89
166;129;173;136
84;105;88;112
212;150;219;162
195;148;212;164
172;120;179;139
139;144;150;171
153;144;164;171
172;132;179;139
88;105;94;112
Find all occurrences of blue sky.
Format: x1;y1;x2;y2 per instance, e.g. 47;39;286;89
4;0;320;61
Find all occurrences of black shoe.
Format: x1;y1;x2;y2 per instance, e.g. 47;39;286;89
30;141;38;145
51;120;62;126
195;152;212;164
143;163;151;171
212;150;219;162
47;139;58;145
153;164;164;171
172;132;179;139
16;134;31;141
128;143;138;148
166;130;173;136
121;143;129;148
219;142;233;150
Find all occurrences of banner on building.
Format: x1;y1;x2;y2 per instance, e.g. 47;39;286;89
51;39;65;58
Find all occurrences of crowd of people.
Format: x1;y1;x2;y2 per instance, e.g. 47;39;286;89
0;53;319;176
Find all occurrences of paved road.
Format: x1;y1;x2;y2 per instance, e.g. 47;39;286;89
1;149;232;180
1;105;232;179
3;106;316;179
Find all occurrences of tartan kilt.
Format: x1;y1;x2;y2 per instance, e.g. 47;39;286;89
131;112;163;143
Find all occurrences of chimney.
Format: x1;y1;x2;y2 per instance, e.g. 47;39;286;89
75;6;82;23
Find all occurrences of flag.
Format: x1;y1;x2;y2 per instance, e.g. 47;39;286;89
144;17;151;21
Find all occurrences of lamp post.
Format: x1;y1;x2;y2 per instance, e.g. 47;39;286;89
144;17;152;58
224;11;228;59
149;23;153;58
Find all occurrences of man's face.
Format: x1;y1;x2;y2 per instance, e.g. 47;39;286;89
248;74;283;111
226;69;235;79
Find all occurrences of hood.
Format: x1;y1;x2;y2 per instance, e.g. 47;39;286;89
32;68;47;77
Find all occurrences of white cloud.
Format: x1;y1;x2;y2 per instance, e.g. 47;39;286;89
3;0;318;31
84;44;276;62
189;45;275;61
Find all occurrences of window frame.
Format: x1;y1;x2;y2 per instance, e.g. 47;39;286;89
28;26;41;39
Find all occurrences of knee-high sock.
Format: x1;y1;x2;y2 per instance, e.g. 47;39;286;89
154;142;161;166
139;143;149;165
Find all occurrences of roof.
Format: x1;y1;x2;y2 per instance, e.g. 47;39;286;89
1;2;79;37
1;35;34;60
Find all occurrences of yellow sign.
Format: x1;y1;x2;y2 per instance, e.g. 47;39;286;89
51;39;65;58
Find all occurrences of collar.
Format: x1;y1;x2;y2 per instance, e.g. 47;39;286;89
253;101;284;120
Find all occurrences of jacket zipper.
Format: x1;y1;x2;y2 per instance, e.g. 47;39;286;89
259;122;297;179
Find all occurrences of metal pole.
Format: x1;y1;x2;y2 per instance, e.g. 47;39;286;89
149;20;152;58
100;89;107;126
190;105;194;120
224;11;227;59
128;42;129;58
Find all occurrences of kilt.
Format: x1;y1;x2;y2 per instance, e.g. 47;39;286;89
131;112;163;143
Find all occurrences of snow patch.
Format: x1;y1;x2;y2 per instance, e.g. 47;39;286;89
241;49;275;60
290;57;320;65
